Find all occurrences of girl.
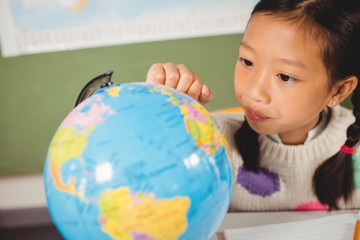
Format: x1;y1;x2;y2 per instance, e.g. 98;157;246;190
146;0;360;211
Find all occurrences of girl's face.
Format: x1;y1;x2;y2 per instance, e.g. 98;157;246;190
234;13;335;145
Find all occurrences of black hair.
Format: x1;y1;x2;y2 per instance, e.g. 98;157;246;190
235;0;360;209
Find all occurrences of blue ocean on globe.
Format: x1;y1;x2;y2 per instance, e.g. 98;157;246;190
44;82;233;240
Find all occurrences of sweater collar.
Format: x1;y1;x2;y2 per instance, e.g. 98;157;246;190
259;106;353;164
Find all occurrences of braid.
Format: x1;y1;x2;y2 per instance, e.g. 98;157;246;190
346;88;360;147
234;120;260;172
313;85;360;209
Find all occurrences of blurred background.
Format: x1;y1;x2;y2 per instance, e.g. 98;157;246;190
0;1;255;237
0;1;352;238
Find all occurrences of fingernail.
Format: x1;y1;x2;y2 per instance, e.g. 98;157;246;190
202;85;210;97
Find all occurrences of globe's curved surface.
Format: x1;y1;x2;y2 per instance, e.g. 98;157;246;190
44;82;233;240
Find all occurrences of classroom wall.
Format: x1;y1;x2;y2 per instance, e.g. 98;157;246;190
0;34;242;176
0;34;353;212
0;32;353;176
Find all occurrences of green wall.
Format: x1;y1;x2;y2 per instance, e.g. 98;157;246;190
0;34;242;175
0;33;353;175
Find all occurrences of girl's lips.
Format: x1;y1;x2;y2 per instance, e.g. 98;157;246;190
246;109;271;122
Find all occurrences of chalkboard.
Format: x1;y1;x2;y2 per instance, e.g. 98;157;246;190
0;33;352;175
0;34;242;175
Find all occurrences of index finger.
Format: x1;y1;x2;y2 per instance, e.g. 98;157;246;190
146;63;166;84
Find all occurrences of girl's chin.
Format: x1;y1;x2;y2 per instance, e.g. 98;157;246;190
245;120;277;136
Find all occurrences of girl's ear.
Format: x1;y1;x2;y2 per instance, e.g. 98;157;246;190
327;76;358;107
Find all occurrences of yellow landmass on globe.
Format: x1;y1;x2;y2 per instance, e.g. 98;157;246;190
150;86;228;156
106;86;122;97
150;87;181;105
180;103;227;156
48;126;93;194
99;187;190;240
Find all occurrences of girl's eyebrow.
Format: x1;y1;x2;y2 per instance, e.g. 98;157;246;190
240;41;307;69
276;57;307;69
239;42;254;51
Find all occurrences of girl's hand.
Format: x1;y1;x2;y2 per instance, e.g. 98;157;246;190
146;63;213;105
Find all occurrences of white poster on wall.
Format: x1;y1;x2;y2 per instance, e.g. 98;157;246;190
0;0;259;57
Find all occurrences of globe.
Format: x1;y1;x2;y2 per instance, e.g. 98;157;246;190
44;82;233;240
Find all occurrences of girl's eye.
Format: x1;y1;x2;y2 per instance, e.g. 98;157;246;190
277;73;296;83
239;57;253;67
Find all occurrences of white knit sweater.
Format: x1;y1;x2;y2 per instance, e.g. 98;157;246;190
212;105;360;211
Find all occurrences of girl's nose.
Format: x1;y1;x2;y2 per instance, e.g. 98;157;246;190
245;71;270;104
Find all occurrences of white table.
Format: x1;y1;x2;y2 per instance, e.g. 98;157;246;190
210;210;359;240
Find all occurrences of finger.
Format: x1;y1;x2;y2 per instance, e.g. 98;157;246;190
199;84;213;105
176;64;195;93
146;63;166;84
163;63;180;89
187;80;203;102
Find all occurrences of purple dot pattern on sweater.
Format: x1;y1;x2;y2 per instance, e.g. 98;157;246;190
237;166;280;197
